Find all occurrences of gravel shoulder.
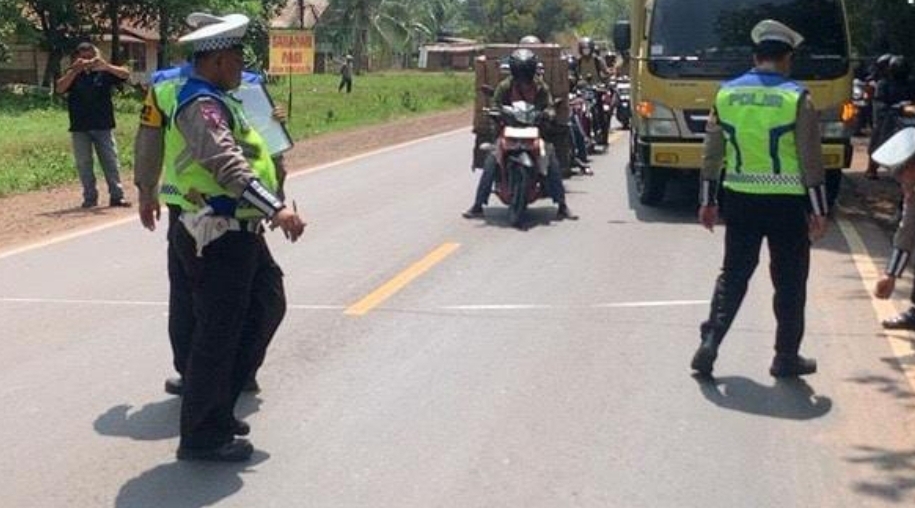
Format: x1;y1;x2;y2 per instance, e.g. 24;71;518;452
0;108;471;253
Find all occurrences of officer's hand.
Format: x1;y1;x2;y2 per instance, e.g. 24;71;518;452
138;198;160;231
875;276;896;299
808;214;828;242
271;207;306;243
699;205;718;232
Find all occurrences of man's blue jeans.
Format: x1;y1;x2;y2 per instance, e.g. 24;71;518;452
71;129;125;204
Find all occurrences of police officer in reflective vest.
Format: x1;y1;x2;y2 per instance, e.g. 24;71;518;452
691;20;829;378
135;12;288;398
872;128;915;328
164;14;305;462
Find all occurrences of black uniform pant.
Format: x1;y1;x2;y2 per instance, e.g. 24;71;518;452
701;190;810;356
166;206;278;381
174;224;286;450
167;206;193;376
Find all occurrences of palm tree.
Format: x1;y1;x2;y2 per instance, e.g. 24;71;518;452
319;0;464;71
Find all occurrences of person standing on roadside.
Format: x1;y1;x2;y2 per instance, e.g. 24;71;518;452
691;20;828;379
872;128;915;329
339;54;353;93
56;42;131;208
167;13;305;462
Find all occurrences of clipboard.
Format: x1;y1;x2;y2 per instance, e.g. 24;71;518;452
233;82;294;156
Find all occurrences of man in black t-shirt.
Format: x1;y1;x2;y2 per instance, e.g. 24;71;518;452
56;42;132;208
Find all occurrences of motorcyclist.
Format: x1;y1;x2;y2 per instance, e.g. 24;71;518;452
604;51;619;78
575;37;609;84
463;48;578;221
869;55;915;178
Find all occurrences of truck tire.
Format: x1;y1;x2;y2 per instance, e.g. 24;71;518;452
636;164;667;206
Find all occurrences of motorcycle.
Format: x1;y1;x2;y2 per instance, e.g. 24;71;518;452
483;100;553;228
614;78;632;130
591;82;613;146
570;84;596;154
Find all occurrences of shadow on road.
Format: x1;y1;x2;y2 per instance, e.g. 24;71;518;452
693;375;832;420
475;205;565;230
114;451;269;508
94;396;262;441
847;445;915;503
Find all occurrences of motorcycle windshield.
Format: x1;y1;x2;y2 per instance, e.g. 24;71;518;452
508;101;539;126
648;0;849;80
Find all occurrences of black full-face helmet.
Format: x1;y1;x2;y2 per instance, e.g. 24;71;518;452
509;48;539;83
578;37;594;56
890;55;910;80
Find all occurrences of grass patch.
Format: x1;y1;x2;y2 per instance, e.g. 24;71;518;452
0;71;473;198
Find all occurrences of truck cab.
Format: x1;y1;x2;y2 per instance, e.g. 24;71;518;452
615;0;854;206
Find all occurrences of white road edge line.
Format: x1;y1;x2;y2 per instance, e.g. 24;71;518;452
442;300;707;311
0;297;344;311
0;126;471;261
0;297;704;311
836;217;915;392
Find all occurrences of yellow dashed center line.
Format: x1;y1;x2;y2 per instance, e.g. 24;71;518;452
345;242;461;316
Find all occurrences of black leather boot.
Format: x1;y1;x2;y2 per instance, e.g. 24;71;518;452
882;307;915;330
177;438;254;462
691;335;720;376
769;354;817;378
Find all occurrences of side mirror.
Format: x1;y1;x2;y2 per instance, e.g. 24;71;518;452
613;20;631;53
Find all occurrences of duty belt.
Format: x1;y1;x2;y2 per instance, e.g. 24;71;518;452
226;217;264;234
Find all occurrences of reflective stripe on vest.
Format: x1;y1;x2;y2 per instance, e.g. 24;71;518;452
715;70;805;196
163;78;278;219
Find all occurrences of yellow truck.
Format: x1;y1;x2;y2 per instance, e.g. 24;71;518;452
613;0;855;206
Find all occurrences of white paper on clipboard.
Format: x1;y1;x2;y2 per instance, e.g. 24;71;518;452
233;83;293;156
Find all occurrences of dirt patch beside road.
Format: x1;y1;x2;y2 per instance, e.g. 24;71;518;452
0;108;471;253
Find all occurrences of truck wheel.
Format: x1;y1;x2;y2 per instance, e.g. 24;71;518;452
636;164;667;206
826;168;842;209
628;132;637;174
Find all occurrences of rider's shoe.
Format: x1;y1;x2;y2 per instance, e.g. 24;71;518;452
462;205;484;219
557;204;579;221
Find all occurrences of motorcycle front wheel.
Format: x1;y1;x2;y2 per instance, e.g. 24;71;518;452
508;162;529;228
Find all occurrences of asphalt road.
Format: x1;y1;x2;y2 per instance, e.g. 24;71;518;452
2;128;915;507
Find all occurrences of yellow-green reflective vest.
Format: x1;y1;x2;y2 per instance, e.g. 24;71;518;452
150;78;192;209
163;78;278;219
715;70;805;196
